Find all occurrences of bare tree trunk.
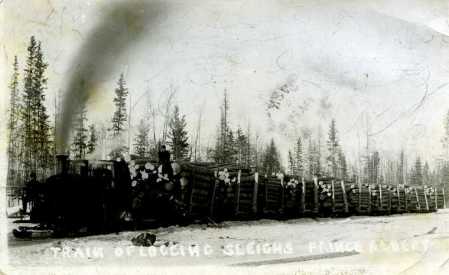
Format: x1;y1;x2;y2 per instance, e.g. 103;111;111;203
160;85;177;144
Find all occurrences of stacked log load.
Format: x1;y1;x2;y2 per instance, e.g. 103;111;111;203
300;178;319;215
235;171;259;219
345;182;359;213
211;168;236;220
317;179;349;216
436;187;446;209
317;179;333;216
371;184;391;215
390;185;406;214
128;161;444;222
405;186;420;213
20;156;449;240
332;180;349;215
425;186;437;212
128;160;163;221
444;187;449;209
356;183;372;215
283;177;300;217
261;176;285;217
181;163;216;219
416;186;429;213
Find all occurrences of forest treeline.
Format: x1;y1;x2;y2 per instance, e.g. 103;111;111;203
6;37;449;190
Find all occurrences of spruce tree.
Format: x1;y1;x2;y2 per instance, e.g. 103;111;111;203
71;106;88;159
134;119;149;158
441;111;449;187
226;130;237;163
368;151;380;184
34;41;52;175
262;139;281;176
412;157;423;185
423;161;430;186
21;36;37;174
214;91;230;163
288;150;295;175
307;138;315;178
167;105;189;160
327;119;339;177
397;150;405;185
111;73;128;137
7;56;21;187
443;110;449;157
338;149;347;180
87;124;98;155
235;127;250;167
20;37;52;179
294;137;303;177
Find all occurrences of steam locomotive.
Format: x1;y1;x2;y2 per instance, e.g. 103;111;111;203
13;154;447;238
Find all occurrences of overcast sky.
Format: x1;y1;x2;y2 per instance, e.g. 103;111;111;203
2;0;449;166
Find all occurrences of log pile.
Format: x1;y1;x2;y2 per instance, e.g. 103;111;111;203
356;183;372;215
390;185;406;214
261;176;284;217
182;164;215;218
436;187;446;209
332;180;349;215
128;160;164;221
317;180;333;216
405;187;420;212
301;178;319;215
21;157;448;239
234;172;258;219
212;168;238;219
128;161;443;223
371;184;391;214
416;187;429;213
345;182;358;213
283;177;300;217
425;186;437;212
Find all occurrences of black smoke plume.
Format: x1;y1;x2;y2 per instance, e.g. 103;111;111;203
57;0;165;153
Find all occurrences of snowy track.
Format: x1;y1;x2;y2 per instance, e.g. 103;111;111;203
6;210;449;274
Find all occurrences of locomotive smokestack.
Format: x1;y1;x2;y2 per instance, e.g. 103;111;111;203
56;154;69;175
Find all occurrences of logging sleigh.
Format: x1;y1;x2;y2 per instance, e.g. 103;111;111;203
13;156;446;239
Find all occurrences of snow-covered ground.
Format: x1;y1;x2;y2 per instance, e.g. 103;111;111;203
5;210;449;275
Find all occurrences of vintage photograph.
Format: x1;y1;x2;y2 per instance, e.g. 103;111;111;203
1;0;449;274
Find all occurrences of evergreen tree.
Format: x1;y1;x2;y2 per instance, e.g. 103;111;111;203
235;127;250;167
7;56;21;186
87;124;98;155
368;151;380;184
443;110;449;157
21;36;37;174
167;105;189;160
214;91;233;163
294;137;303;177
397;150;405;185
306;137;322;178
71;106;88;159
307;138;315;178
288;150;295;175
441;111;449;187
34;41;53;174
223;129;237;163
423;161;430;186
412;157;423;185
20;37;52;179
327;119;339;177
338;149;348;180
111;73;128;137
134;119;149;158
262;139;281;176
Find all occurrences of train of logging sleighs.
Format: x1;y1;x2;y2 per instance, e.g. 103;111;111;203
13;152;449;238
